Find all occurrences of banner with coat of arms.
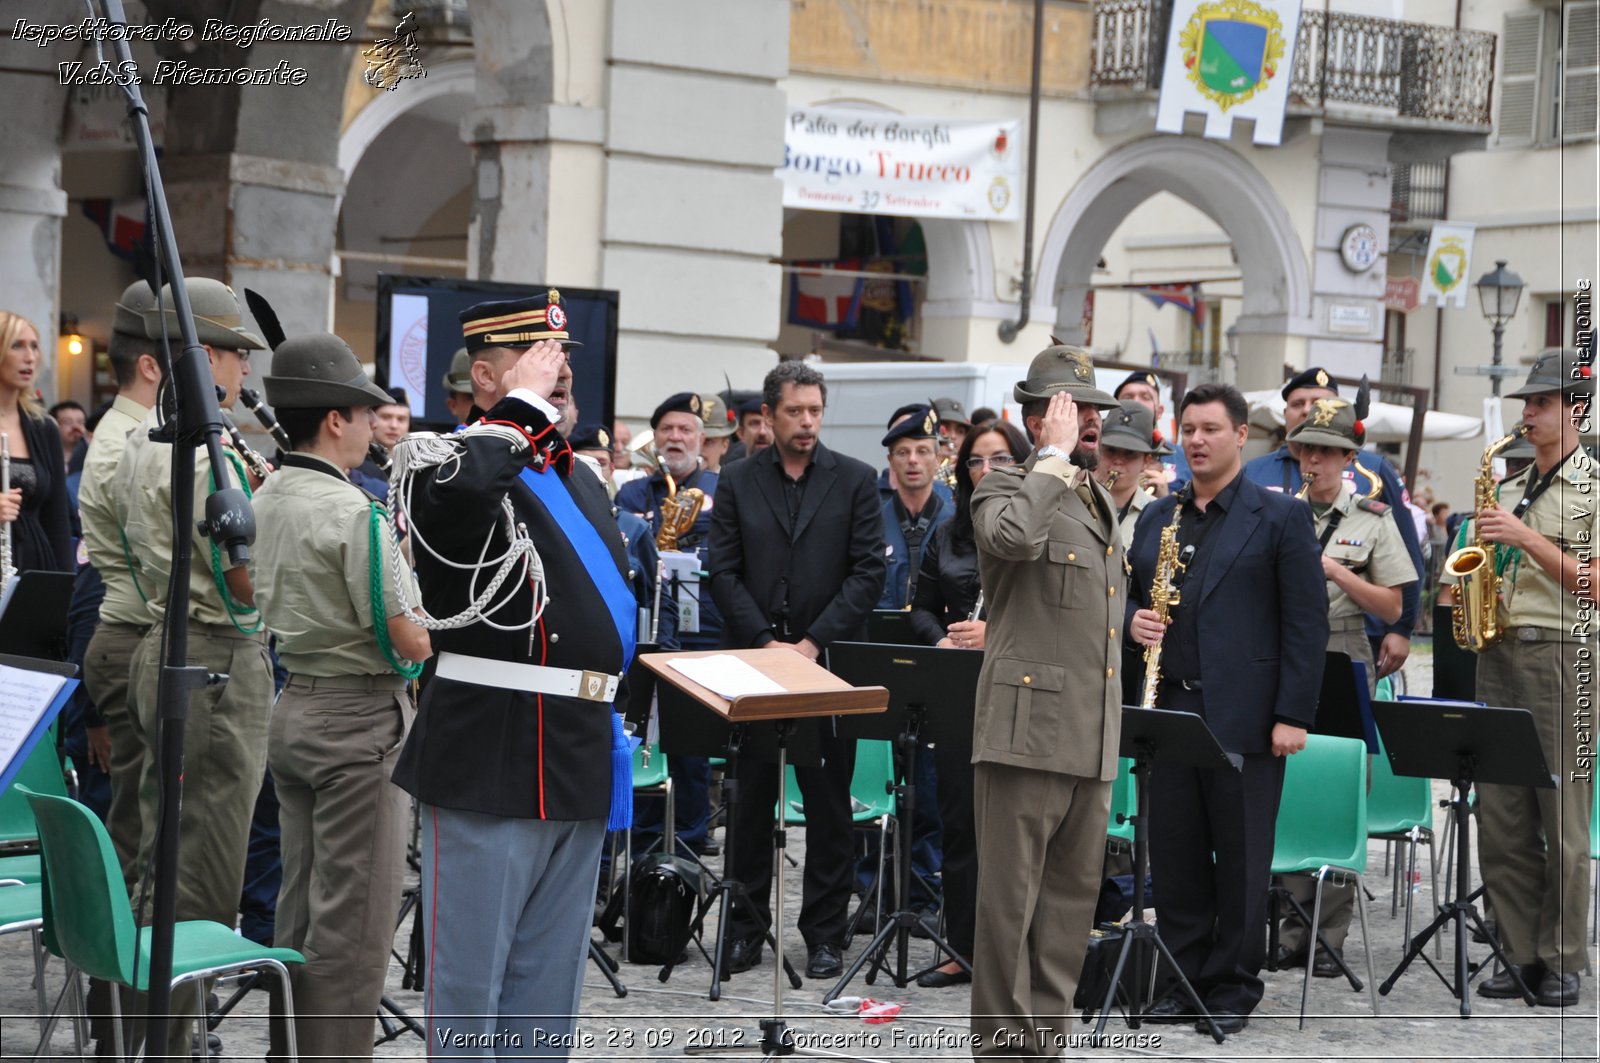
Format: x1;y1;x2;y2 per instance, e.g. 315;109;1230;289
1155;0;1304;146
1419;223;1476;309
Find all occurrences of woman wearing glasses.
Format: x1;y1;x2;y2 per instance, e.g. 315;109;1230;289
906;417;1031;987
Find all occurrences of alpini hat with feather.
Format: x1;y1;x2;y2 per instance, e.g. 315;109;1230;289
1013;345;1119;409
265;333;394;409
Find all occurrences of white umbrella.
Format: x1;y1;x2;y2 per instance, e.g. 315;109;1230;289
1243;390;1483;443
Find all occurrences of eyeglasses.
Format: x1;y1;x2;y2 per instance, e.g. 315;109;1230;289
965;454;1016;470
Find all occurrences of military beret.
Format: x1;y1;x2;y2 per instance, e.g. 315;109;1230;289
568;423;613;453
383;386;409;407
1507;348;1592;399
460;288;581;353
882;404;939;448
1113;371;1161;399
651;391;705;429
1282;366;1338;400
885;402;926;429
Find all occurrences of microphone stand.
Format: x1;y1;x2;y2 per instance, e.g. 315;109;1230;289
101;2;257;1056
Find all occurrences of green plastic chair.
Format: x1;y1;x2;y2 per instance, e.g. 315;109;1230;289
20;787;306;1061
1105;757;1136;848
0;881;48;1035
0;732;69;844
783;740;897;936
1271;734;1378;1028
1368;736;1440;955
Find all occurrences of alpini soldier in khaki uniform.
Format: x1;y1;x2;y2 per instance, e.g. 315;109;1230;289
1451;349;1596;1008
1275;391;1416;976
119;279;273;1054
249;333;432;1058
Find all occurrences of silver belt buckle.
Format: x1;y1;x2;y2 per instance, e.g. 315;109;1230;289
1517;627;1539;642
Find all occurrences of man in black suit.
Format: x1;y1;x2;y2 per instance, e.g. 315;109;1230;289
1127;382;1327;1035
708;360;887;979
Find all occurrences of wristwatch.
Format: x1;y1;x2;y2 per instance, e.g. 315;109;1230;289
1036;444;1073;463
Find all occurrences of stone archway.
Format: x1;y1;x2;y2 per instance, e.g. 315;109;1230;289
1034;135;1313;388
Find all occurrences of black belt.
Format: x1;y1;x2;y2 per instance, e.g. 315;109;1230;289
1162;676;1203;692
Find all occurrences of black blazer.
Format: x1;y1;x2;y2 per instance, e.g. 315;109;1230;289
708;441;886;649
1126;474;1328;755
393;395;632;821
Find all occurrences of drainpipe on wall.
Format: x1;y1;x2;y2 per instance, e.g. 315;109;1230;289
999;0;1045;343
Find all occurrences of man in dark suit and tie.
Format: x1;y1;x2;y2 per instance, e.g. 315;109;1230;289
1127;382;1328;1035
708;360;887;980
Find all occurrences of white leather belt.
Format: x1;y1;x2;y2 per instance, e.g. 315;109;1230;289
434;651;621;703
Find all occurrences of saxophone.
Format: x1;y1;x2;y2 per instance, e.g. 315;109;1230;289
1445;424;1530;652
656;470;705;552
1138;501;1187;709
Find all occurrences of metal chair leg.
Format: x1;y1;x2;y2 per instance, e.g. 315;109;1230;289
1354;871;1379;1017
31;926;47;1036
1300;868;1326;1030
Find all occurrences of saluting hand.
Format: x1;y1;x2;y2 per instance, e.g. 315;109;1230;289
1130;607;1167;647
1034;391;1080;452
501;339;567;402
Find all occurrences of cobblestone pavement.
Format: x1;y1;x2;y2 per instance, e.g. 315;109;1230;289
4;643;1597;1059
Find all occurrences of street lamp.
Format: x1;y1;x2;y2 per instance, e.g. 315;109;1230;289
1475;259;1525;397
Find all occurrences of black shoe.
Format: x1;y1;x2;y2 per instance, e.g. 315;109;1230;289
1476;962;1543;999
1196;1011;1248;1035
1536;970;1580;1007
1470;918;1499;945
1272;944;1309;970
723;935;764;975
1143;995;1195;1024
909;903;941;940
1312;946;1345;978
916;963;971;988
806;942;844;978
189;1032;222;1058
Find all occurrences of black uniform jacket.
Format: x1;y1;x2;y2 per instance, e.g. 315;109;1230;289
1125;475;1328;755
708;441;886;649
392;395;631;820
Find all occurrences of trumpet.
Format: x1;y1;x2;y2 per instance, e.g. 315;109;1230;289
1294;472;1314;500
1104;469;1121;489
1;432;13;583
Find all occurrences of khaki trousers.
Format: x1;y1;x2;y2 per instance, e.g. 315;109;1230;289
126;620;272;1054
82;619;150;887
971;763;1111;1061
268;681;410;1060
1477;637;1594;973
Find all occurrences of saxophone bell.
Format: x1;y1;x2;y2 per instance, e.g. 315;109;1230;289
1446;424;1530;652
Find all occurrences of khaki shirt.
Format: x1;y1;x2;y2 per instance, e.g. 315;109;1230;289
1313;482;1416;622
119;412;252;627
1115;487;1154;551
78;395;153;626
1492;447;1598;634
249;454;419;677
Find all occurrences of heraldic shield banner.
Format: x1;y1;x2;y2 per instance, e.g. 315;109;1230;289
1420;223;1477;309
1155;0;1304;145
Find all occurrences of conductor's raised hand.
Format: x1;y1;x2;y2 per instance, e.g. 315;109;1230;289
501;340;567;402
1034;391;1080;452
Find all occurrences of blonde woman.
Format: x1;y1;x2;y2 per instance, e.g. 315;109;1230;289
0;311;73;573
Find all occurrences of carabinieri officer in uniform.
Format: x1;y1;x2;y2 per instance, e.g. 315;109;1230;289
249;333;432;1059
392;292;637;1059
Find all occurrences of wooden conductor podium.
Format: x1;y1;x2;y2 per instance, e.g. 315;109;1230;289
640;648;890;1061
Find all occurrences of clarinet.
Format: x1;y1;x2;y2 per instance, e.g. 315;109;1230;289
222;414;272;482
0;432;13;583
237;386;292;452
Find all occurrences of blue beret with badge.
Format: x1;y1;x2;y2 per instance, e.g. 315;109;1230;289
881;404;939;448
650;391;705;429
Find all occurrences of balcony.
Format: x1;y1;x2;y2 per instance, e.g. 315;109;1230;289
1091;0;1496;134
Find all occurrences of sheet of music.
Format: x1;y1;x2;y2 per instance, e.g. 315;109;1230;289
665;654;786;700
0;664;68;782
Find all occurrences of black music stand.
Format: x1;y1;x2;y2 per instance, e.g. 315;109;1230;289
1265;651;1375;991
821;642;980;1002
1430;605;1478;702
1085;707;1237;1045
1372;698;1554;1016
865;610;916;645
651;682;817;999
0;570;75;660
642;649;889;1060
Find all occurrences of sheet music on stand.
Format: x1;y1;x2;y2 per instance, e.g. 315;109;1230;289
0;657;78;794
665;654;786;699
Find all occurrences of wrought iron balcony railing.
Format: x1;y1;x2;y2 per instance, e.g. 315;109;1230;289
1091;0;1496;130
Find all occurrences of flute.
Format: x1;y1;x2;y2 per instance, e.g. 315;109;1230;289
967;589;984;623
1;432;13;583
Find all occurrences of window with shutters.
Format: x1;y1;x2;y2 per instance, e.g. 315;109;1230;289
1498;4;1598;146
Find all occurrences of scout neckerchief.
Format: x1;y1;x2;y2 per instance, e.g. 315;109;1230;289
519;449;638;831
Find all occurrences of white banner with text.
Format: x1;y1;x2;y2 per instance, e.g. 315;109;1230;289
779;106;1021;221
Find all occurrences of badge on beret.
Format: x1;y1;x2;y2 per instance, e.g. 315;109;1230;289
922;410;937;434
1311;397;1347;427
598;428;610;448
689;394;702;416
1143;373;1158;388
1315;368;1329;387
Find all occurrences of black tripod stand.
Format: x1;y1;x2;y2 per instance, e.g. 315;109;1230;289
1083;707;1236;1044
1372;699;1552;1017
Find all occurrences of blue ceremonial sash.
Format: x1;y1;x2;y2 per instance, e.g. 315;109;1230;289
520;464;638;830
519;465;637;669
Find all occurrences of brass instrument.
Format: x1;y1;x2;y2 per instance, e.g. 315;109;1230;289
1294;472;1314;500
1104;469;1121;489
1138;500;1187;709
656;470;705;552
1445;425;1530;652
1;432;13;584
936;456;958;490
